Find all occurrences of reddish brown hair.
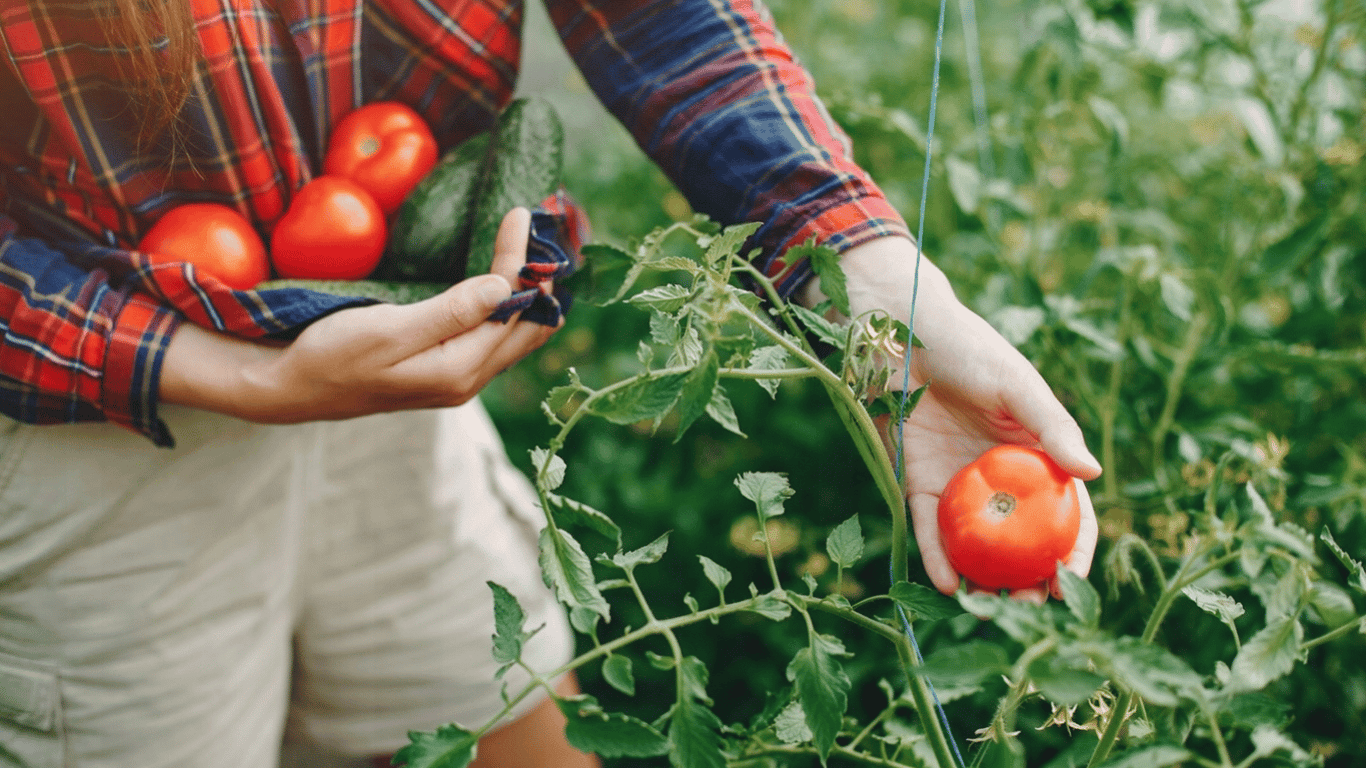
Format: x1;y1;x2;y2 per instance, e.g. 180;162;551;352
96;0;200;149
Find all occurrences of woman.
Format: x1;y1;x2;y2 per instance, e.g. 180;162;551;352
0;0;1101;766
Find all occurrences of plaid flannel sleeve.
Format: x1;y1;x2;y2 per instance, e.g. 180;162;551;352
547;0;912;297
0;215;374;447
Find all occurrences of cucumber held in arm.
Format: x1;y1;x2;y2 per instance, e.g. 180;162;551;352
374;97;564;285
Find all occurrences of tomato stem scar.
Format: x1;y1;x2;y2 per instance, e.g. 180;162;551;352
987;491;1017;519
359;136;380;158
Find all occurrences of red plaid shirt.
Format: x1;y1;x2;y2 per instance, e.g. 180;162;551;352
0;0;909;446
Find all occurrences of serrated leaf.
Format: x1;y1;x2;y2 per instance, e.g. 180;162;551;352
747;592;792;622
489;581;529;666
1058;568;1101;627
529;448;566;491
774;700;814;745
698;555;732;596
538;527;610;621
629;284;695;313
918;639;1009;688
957;591;1052;642
393;723;479;768
1228;615;1305;693
794;239;849;317
557;695;669;758
1094;637;1203;706
1320;528;1366;593
674;351;719;440
889;581;962;621
546;493;622;549
790;304;847;350
593;372;688;426
748;345;789;398
787;633;850;762
1026;655;1106;706
824;514;865;569
703;221;761;267
563;243;635;305
603;654;636;696
668;658;726;768
1182;586;1245;624
703;384;746;438
735;472;794;520
611;531;671;571
1097;744;1191;768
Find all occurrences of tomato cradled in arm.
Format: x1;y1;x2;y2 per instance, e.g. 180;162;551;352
937;445;1082;591
324;102;438;217
270;176;387;280
138;202;271;290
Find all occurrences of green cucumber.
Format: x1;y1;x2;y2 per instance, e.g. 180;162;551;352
380;132;490;283
258;278;445;305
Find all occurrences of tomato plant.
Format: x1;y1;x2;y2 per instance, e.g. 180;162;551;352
138;202;270;290
324;101;438;216
937;445;1081;591
270;176;386;280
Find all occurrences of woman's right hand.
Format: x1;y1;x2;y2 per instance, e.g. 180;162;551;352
160;207;559;423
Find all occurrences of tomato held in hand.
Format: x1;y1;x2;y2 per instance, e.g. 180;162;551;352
937;445;1081;591
270;176;386;280
324;101;438;216
138;203;270;290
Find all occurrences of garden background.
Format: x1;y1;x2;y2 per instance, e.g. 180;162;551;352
475;0;1366;765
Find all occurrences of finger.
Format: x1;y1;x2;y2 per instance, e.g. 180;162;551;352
489;207;532;283
1008;585;1048;605
999;368;1102;480
1050;478;1099;600
389;274;514;357
388;310;556;397
909;491;959;595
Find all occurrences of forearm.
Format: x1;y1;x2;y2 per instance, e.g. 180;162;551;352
158;321;282;421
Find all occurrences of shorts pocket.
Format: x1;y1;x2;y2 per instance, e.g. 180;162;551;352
0;652;63;768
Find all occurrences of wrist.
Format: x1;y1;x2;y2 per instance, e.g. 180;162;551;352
160;321;284;421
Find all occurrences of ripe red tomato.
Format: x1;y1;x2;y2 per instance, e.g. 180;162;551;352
324;101;438;216
138;203;270;290
937;445;1081;591
270;176;386;280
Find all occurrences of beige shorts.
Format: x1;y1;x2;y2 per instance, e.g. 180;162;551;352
0;402;573;768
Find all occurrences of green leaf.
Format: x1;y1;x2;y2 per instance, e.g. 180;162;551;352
698;555;732;596
1097;744;1192;768
610;531;671;571
668;658;726;768
1320;527;1366;593
1094;637;1203;706
790;304;847;350
1260;214;1329;278
593;372;688;426
563;243;635;305
545;493;622;549
918;639;1009;688
889;581;962;621
393;723;479;768
529;447;565;491
825;514;864;569
603;654;636;697
793;238;850;317
1058;568;1101;627
734;472;794;520
1027;655;1106;707
703;221;761;267
488;581;529;666
538;526;610;621
786;633;851;763
946;155;983;214
557;694;669;758
674;351;719;440
1228;616;1305;693
748;346;789;398
746;592;793;622
957;591;1052;642
774;700;814;745
628;284;695;313
703;384;746;438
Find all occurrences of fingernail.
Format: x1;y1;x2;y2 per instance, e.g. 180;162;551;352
478;276;510;305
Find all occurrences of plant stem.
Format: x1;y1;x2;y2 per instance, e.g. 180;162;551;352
1150;312;1209;486
1302;616;1366;651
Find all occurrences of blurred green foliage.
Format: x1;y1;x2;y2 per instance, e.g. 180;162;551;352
486;0;1366;764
